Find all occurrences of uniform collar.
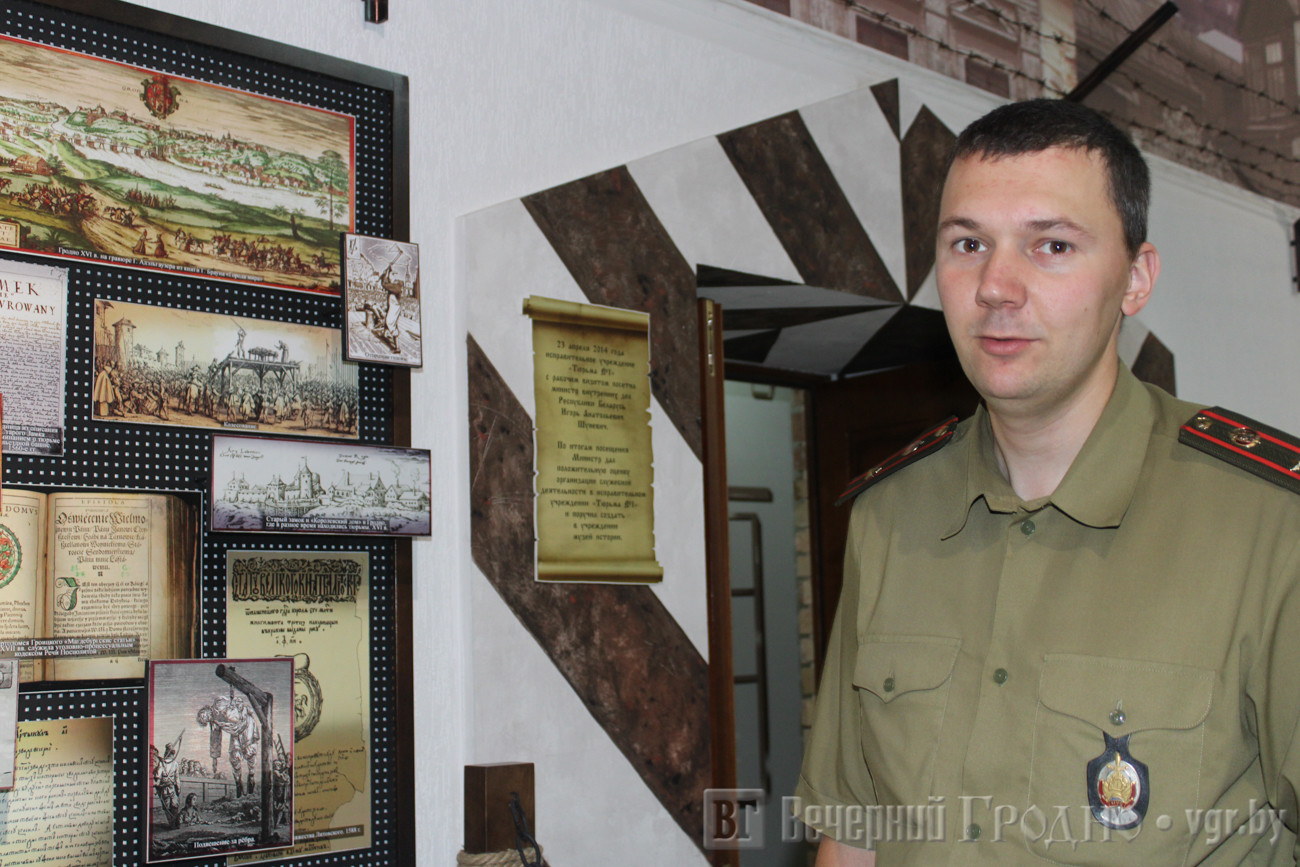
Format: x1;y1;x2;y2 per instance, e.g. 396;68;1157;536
941;364;1155;539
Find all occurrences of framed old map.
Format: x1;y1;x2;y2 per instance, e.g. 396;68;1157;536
0;33;354;294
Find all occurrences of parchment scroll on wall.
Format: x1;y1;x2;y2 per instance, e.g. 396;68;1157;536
525;296;661;583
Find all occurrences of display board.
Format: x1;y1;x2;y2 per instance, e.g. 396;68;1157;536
0;1;413;864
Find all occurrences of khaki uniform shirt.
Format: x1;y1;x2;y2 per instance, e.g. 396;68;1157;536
795;365;1300;865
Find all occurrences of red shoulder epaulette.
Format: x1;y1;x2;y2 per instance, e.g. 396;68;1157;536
834;416;958;506
1179;407;1300;496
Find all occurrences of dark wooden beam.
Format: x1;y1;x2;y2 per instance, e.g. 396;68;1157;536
1067;2;1178;102
724;359;832;386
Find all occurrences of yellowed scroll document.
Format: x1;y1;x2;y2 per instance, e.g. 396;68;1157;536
525;296;662;583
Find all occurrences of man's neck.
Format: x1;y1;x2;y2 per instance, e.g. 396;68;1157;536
987;361;1119;501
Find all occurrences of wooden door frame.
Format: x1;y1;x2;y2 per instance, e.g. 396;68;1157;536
700;299;739;866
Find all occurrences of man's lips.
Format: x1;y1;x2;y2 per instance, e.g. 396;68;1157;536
976;336;1036;356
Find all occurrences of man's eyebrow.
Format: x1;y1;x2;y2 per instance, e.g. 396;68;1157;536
937;217;980;233
936;216;1096;237
1025;218;1093;237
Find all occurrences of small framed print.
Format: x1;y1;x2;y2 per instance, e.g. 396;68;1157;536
341;233;421;367
147;658;295;862
212;434;431;536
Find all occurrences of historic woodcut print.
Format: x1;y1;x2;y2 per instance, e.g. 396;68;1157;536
0;34;353;294
92;300;358;439
212;435;431;536
0;260;66;455
147;658;295;862
342;233;421;367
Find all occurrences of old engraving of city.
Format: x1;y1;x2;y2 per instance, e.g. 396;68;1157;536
213;436;430;536
0;34;353;293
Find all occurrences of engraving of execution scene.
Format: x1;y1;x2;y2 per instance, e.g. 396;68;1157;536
343;234;420;366
213;436;431;536
93;299;358;439
147;658;295;863
0;34;353;294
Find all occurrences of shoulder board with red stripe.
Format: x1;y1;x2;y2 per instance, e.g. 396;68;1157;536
1179;407;1300;496
834;416;959;507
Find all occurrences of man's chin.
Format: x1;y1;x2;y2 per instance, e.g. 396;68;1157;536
966;373;1044;406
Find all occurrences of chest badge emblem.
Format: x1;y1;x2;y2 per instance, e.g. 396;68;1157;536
1086;732;1149;830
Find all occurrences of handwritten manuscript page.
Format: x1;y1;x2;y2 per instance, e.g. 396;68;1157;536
0;717;113;866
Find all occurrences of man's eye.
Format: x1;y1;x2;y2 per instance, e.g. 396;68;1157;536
1040;240;1071;254
958;238;985;253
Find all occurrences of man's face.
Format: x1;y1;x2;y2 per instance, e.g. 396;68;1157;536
935;146;1157;416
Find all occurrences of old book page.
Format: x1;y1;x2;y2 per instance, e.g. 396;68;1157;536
0;490;46;682
0;717;113;867
0;660;15;788
226;552;370;863
525;296;661;583
46;493;194;680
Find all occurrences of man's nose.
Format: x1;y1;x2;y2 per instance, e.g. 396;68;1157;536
975;246;1028;309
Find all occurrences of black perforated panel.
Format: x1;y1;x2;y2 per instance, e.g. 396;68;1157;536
3;1;403;864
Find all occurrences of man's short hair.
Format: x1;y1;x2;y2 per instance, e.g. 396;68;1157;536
948;99;1150;258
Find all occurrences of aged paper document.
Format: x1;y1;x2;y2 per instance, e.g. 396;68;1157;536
226;552;370;863
0;261;66;455
0;717;113;866
525;296;661;583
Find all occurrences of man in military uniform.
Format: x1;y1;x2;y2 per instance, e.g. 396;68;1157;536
797;98;1300;865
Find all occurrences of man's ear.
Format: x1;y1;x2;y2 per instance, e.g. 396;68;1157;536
1122;241;1160;316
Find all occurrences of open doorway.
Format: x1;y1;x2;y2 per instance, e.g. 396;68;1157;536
723;380;805;867
721;353;978;866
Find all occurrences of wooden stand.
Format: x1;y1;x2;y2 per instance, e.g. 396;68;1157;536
464;763;536;854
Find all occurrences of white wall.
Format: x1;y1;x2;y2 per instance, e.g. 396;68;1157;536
1142;156;1300;428
119;0;1300;861
461;196;712;864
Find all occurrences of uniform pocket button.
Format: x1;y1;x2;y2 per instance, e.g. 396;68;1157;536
883;677;895;693
993;668;1008;685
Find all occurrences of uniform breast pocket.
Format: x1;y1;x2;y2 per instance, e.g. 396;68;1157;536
1026;654;1214;866
853;635;961;805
